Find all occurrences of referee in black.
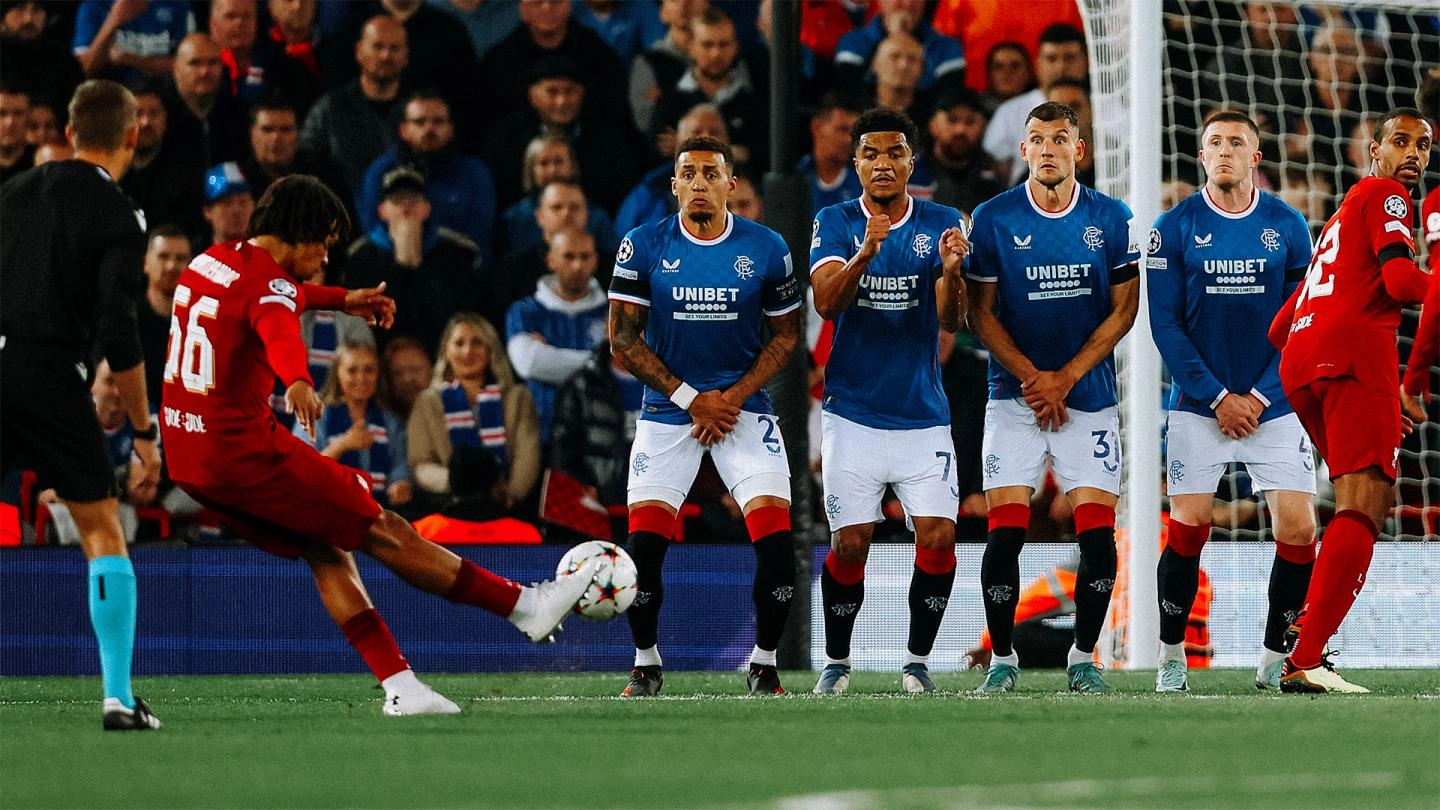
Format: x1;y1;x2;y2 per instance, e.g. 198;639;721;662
1;80;162;730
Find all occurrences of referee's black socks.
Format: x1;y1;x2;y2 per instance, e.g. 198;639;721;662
980;503;1029;657
1073;503;1117;654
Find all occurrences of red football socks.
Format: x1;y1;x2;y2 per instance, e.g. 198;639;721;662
445;559;522;617
1291;510;1377;669
341;608;409;682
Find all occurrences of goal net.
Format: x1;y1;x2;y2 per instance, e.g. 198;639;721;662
1081;0;1440;668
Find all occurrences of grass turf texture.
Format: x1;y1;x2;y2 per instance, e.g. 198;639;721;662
3;670;1437;809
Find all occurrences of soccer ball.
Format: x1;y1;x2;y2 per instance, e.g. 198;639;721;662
555;541;638;621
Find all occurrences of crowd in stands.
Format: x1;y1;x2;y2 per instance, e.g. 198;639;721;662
2;0;1434;544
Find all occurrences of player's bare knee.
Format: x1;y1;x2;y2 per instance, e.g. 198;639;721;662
1275;519;1317;547
914;521;955;551
831;529;871;564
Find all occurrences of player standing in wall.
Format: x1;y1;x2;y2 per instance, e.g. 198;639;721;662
966;101;1141;694
808;107;970;694
1147;111;1319;692
1;80;163;730
1269;109;1434;693
608;135;802;697
161;176;599;716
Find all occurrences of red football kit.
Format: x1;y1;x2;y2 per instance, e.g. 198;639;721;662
1269;176;1430;480
1400;186;1440;397
160;240;381;557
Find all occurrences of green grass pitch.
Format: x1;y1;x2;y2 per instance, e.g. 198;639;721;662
3;670;1437;809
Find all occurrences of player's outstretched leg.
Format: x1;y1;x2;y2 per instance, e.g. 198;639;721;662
745;501;793;695
903;518;956;694
1155;513;1208;693
71;500;161;731
622;504;673;696
302;544;459;716
1069;500;1117;694
977;502;1027;693
816;528;869;694
362;511;597;644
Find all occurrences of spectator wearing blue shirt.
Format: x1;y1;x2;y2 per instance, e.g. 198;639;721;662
500;133;615;257
505;227;609;445
571;0;664;66
357;91;498;267
74;0;194;85
833;0;965;93
795;91;863;217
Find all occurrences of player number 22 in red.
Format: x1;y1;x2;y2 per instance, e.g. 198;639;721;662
1297;220;1339;307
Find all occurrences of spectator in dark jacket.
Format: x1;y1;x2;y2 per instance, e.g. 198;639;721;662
548;341;645;507
345;166;483;354
300;15;407;193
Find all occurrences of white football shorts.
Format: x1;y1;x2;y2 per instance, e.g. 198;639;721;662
820;412;960;532
1165;410;1317;496
627;410;791;510
981;398;1122;495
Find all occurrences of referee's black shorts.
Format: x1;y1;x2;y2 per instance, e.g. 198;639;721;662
1;343;119;502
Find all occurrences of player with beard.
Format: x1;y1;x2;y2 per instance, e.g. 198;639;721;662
966;101;1141;694
809;107;970;694
1269;108;1433;693
608;135;802;696
1147;111;1317;692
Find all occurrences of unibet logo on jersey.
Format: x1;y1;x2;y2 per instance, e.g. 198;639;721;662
1148;186;1312;421
966;183;1140;410
810;196;964;430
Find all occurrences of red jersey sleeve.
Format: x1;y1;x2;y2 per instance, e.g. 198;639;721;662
302;284;347;311
1403;270;1439;396
248;275;312;387
1364;179;1428;303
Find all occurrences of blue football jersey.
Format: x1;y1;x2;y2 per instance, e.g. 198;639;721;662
1147;188;1311;422
966;183;1141;410
810;196;963;429
608;212;800;425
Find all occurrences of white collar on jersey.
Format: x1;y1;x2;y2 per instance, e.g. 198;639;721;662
1023;181;1080;219
859;194;914;229
678;210;735;245
1200;185;1259;219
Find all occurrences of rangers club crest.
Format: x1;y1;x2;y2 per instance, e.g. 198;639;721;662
1383;195;1409;219
1260;228;1281;251
912;232;933;258
1082;226;1105;251
734;255;755;279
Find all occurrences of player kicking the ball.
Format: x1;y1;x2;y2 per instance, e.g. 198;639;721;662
161;176;598;716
